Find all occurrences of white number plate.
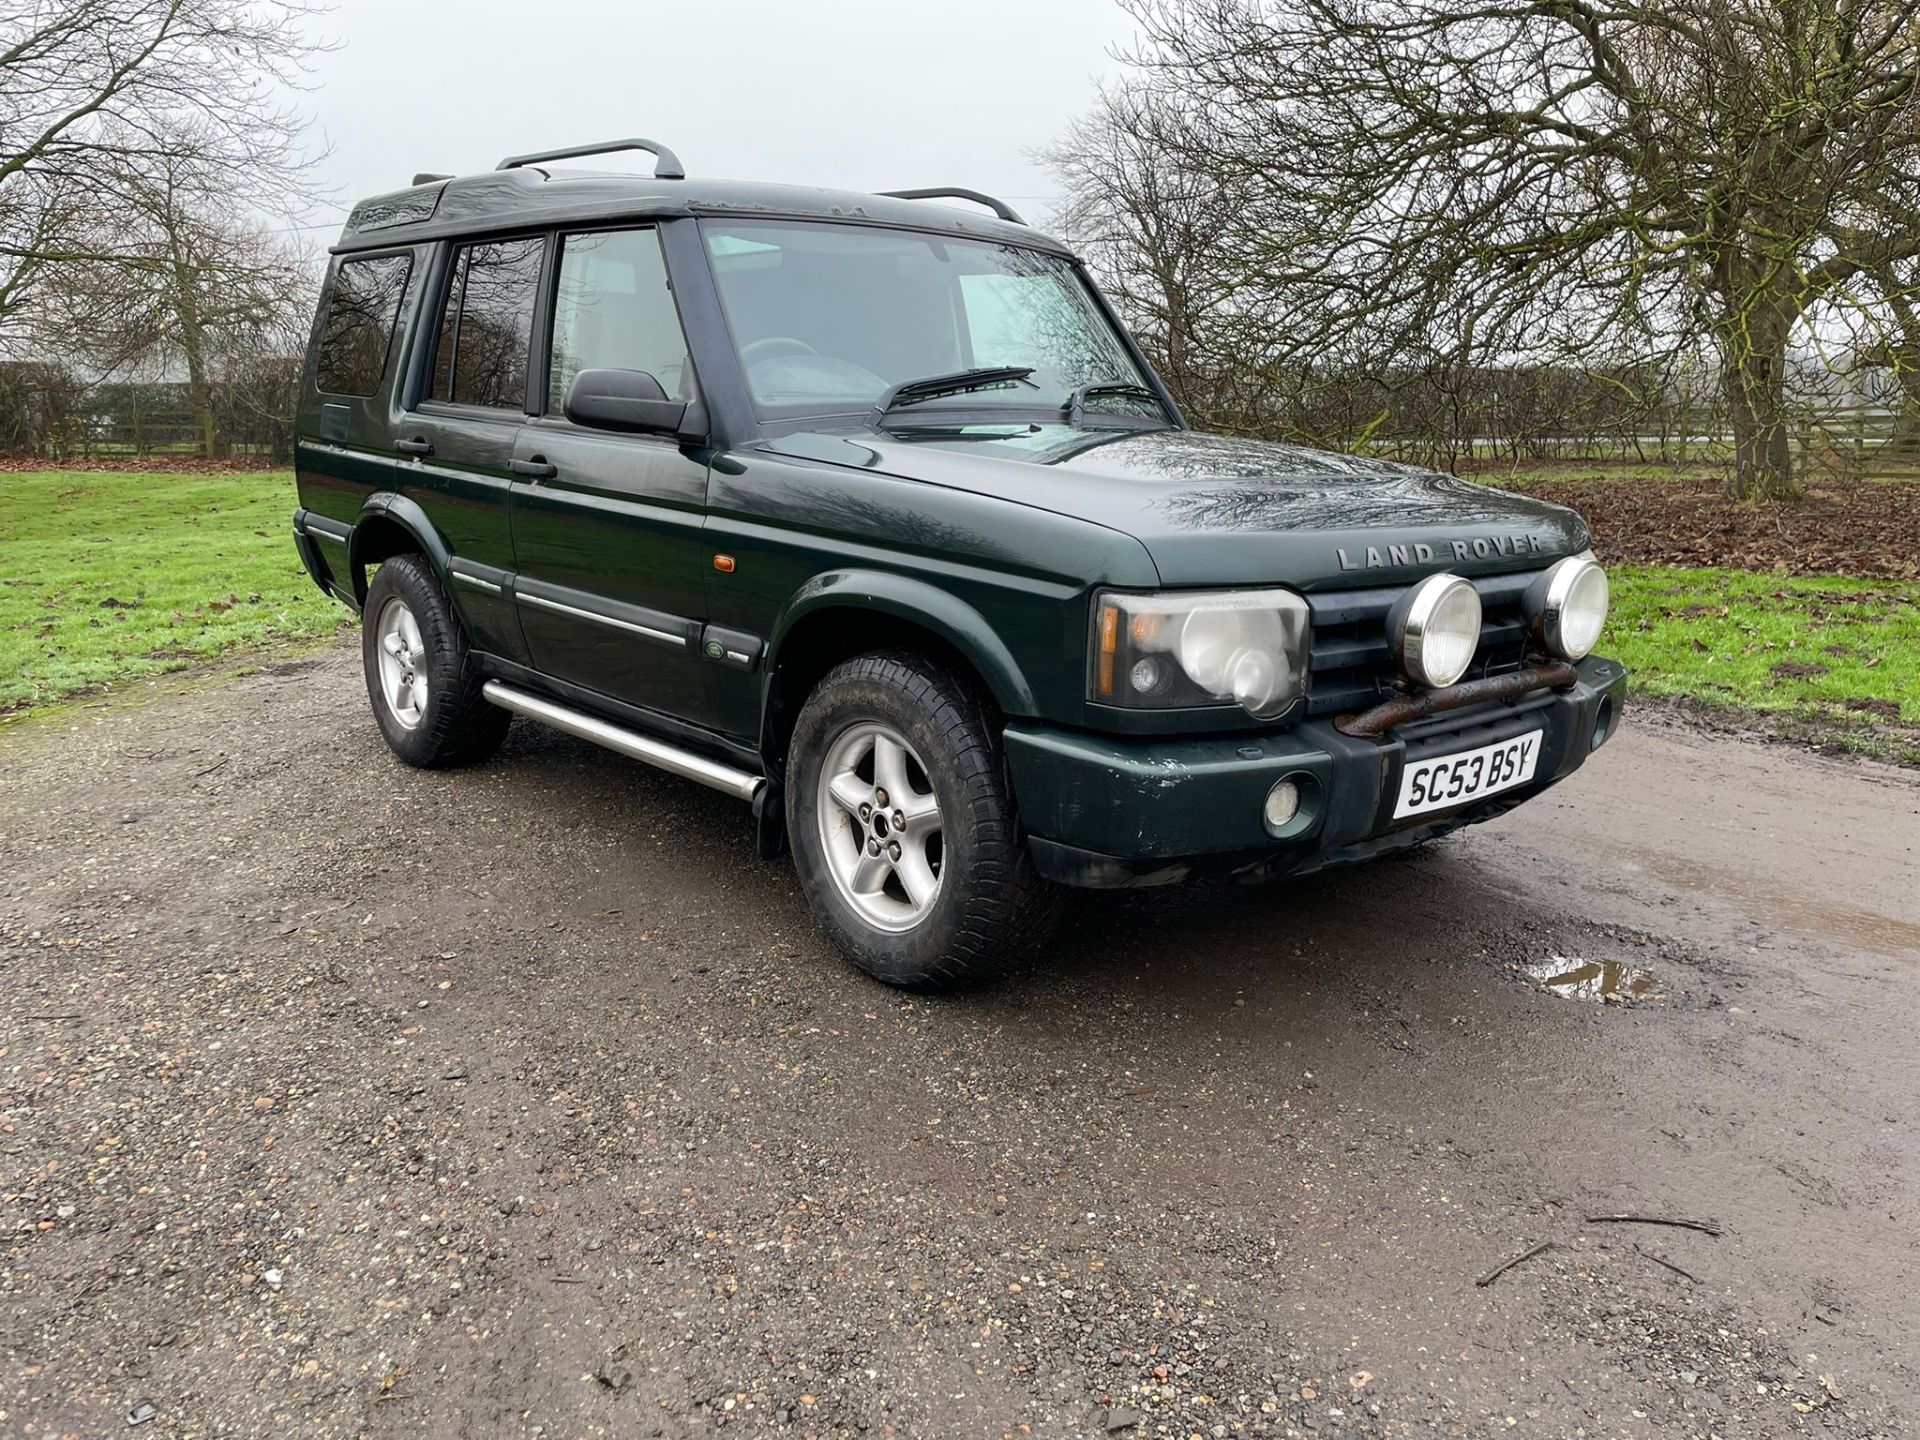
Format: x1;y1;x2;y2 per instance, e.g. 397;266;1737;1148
1394;730;1542;819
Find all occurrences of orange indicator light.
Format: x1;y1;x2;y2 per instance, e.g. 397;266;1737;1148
1097;604;1120;696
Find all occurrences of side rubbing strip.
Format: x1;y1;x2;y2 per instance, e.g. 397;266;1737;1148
297;511;352;546
517;591;686;649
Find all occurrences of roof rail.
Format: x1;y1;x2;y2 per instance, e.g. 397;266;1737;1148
879;187;1026;225
497;138;686;180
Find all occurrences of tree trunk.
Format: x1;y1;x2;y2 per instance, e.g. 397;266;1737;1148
180;333;217;462
1719;304;1800;502
1879;343;1920;457
1152;258;1198;419
1873;277;1920;456
168;252;221;462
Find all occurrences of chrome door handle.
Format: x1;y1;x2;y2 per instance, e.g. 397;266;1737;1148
509;456;557;481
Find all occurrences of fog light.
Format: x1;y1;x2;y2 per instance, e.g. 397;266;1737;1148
1263;779;1300;830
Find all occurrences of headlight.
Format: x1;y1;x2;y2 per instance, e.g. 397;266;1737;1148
1391;573;1482;689
1091;589;1309;718
1530;552;1609;660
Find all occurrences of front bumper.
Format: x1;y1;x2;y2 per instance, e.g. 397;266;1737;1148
1007;655;1626;887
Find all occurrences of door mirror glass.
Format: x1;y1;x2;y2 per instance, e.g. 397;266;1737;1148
563;367;689;435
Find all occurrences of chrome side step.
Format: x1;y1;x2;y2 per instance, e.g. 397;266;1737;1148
481;681;764;803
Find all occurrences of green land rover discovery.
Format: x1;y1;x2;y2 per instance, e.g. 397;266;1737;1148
291;138;1625;990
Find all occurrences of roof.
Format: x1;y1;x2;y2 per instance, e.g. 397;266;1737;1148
334;166;1072;255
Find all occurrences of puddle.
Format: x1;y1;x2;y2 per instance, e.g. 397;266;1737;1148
1524;955;1655;1002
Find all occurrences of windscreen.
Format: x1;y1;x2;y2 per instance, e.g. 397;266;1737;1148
702;221;1152;420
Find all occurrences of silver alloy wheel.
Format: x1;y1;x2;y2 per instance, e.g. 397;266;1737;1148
816;722;944;932
374;596;429;730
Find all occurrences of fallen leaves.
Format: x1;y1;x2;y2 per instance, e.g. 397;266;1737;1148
1520;477;1920;579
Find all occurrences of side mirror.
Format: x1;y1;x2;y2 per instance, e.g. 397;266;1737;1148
563;368;694;437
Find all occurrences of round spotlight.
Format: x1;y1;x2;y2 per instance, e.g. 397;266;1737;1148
1393;573;1482;689
1534;554;1610;660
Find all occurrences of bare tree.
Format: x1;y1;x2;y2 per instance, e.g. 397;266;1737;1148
1049;85;1248;421
52;134;315;457
1842;256;1920;454
1062;0;1920;500
0;0;327;353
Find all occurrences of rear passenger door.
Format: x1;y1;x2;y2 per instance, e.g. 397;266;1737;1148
397;234;546;663
508;225;715;728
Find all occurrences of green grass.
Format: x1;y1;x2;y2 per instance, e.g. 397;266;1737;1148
3;470;1915;764
1607;565;1920;760
0;470;348;713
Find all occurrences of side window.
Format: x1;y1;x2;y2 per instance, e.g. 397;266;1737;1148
427;237;544;410
548;228;693;412
315;254;412;396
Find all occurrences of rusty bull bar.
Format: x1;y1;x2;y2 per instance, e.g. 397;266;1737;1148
1334;661;1581;739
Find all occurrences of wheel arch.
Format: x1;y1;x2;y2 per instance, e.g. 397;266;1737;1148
346;494;451;606
761;573;1037;770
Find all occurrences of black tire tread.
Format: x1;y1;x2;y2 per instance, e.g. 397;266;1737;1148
787;649;1060;991
361;554;510;769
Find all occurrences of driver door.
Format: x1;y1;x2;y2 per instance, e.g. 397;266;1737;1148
508;225;715;728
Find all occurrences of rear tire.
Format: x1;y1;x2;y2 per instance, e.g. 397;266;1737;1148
361;554;509;768
786;650;1060;991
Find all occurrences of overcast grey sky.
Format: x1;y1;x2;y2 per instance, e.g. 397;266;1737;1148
299;0;1134;232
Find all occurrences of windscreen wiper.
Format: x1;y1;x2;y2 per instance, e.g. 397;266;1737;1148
875;366;1037;417
1064;379;1167;426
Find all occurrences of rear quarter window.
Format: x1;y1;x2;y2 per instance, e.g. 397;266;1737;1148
315;253;413;397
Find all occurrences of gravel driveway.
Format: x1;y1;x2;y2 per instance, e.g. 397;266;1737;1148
4;645;1917;1438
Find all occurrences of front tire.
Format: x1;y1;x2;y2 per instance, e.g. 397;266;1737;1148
361;554;509;768
786;651;1059;991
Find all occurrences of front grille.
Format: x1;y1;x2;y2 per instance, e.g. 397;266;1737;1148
1304;571;1535;717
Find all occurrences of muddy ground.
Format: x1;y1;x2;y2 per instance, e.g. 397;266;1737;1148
3;645;1917;1440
